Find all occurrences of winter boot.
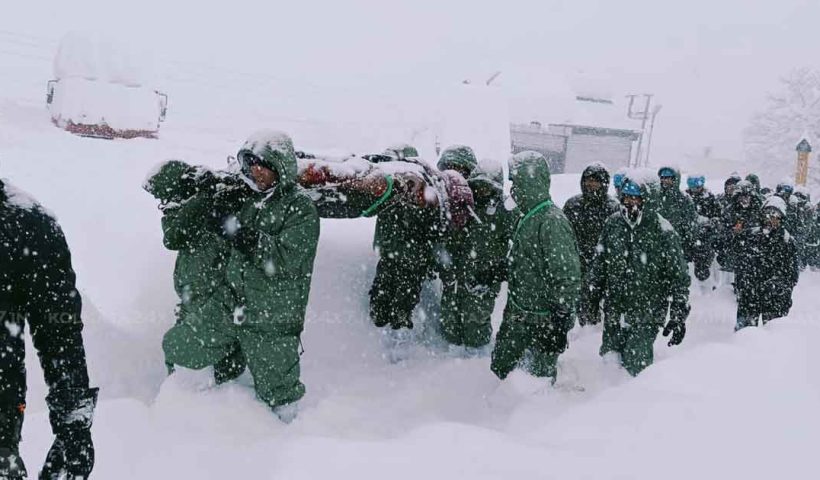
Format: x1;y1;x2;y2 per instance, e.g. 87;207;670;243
272;402;299;424
214;345;247;385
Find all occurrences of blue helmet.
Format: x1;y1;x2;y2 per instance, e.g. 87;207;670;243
687;175;705;189
621;179;642;197
776;182;794;195
613;172;625;189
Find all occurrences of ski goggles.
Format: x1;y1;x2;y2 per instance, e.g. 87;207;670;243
613;173;625;189
687;176;705;189
240;152;265;167
777;184;794;194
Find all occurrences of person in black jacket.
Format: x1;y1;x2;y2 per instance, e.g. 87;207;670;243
734;196;799;330
685;175;723;280
716;173;742;211
717;180;762;272
0;180;98;479
563;163;619;325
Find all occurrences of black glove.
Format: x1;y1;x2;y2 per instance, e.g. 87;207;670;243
663;319;686;346
0;447;27;479
40;388;98;480
40;428;94;480
663;300;690;346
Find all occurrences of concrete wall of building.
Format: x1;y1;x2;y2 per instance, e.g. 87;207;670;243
564;133;634;173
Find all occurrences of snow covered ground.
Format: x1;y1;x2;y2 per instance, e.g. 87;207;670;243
1;32;818;479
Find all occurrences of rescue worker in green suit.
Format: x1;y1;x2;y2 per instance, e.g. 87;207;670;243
159;131;320;422
369;147;445;330
490;151;581;382
588;177;691;376
436;145;513;351
144;159;243;384
656;166;699;262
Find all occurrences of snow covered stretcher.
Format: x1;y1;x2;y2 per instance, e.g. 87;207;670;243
146;147;474;233
296;147;475;230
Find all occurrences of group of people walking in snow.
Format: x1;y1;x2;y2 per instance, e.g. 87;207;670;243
2;128;817;478
145;130;816;417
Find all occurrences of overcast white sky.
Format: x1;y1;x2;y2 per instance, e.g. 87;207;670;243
5;0;820;163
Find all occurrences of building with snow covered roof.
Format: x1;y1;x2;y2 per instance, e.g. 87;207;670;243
510;95;642;174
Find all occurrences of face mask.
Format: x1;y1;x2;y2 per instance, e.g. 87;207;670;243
620;201;643;227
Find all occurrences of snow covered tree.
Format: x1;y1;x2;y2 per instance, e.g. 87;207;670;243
743;68;820;194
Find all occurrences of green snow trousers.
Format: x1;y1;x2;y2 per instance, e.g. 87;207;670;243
490;305;572;381
600;312;662;376
163;304;305;407
439;269;500;348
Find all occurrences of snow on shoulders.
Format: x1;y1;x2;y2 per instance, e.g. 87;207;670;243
2;180;53;217
657;213;675;232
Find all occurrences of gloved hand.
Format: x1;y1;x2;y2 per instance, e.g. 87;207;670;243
208;184;247;234
0;447;27;479
40;428;94;480
664;301;690;346
40;387;98;480
662;318;686;346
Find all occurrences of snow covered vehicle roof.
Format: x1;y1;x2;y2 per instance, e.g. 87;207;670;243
46;33;168;139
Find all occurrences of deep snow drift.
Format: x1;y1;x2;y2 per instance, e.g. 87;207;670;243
1;34;818;480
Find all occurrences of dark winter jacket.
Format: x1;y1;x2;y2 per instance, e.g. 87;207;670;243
373;167;443;264
225;133;320;334
718;182;763;270
445;170;513;282
656;166;698;258
734;223;799;298
145;161;237;320
687;188;722;220
807;205;820;267
507;151;581;315
776;194;806;242
0;180;95;445
437;146;512;280
588;181;690;324
563;165;620;274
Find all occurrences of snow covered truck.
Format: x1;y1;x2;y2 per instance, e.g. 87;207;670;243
46;33;168;139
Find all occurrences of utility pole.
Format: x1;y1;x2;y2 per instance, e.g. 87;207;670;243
626;94;654;167
644;104;662;167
